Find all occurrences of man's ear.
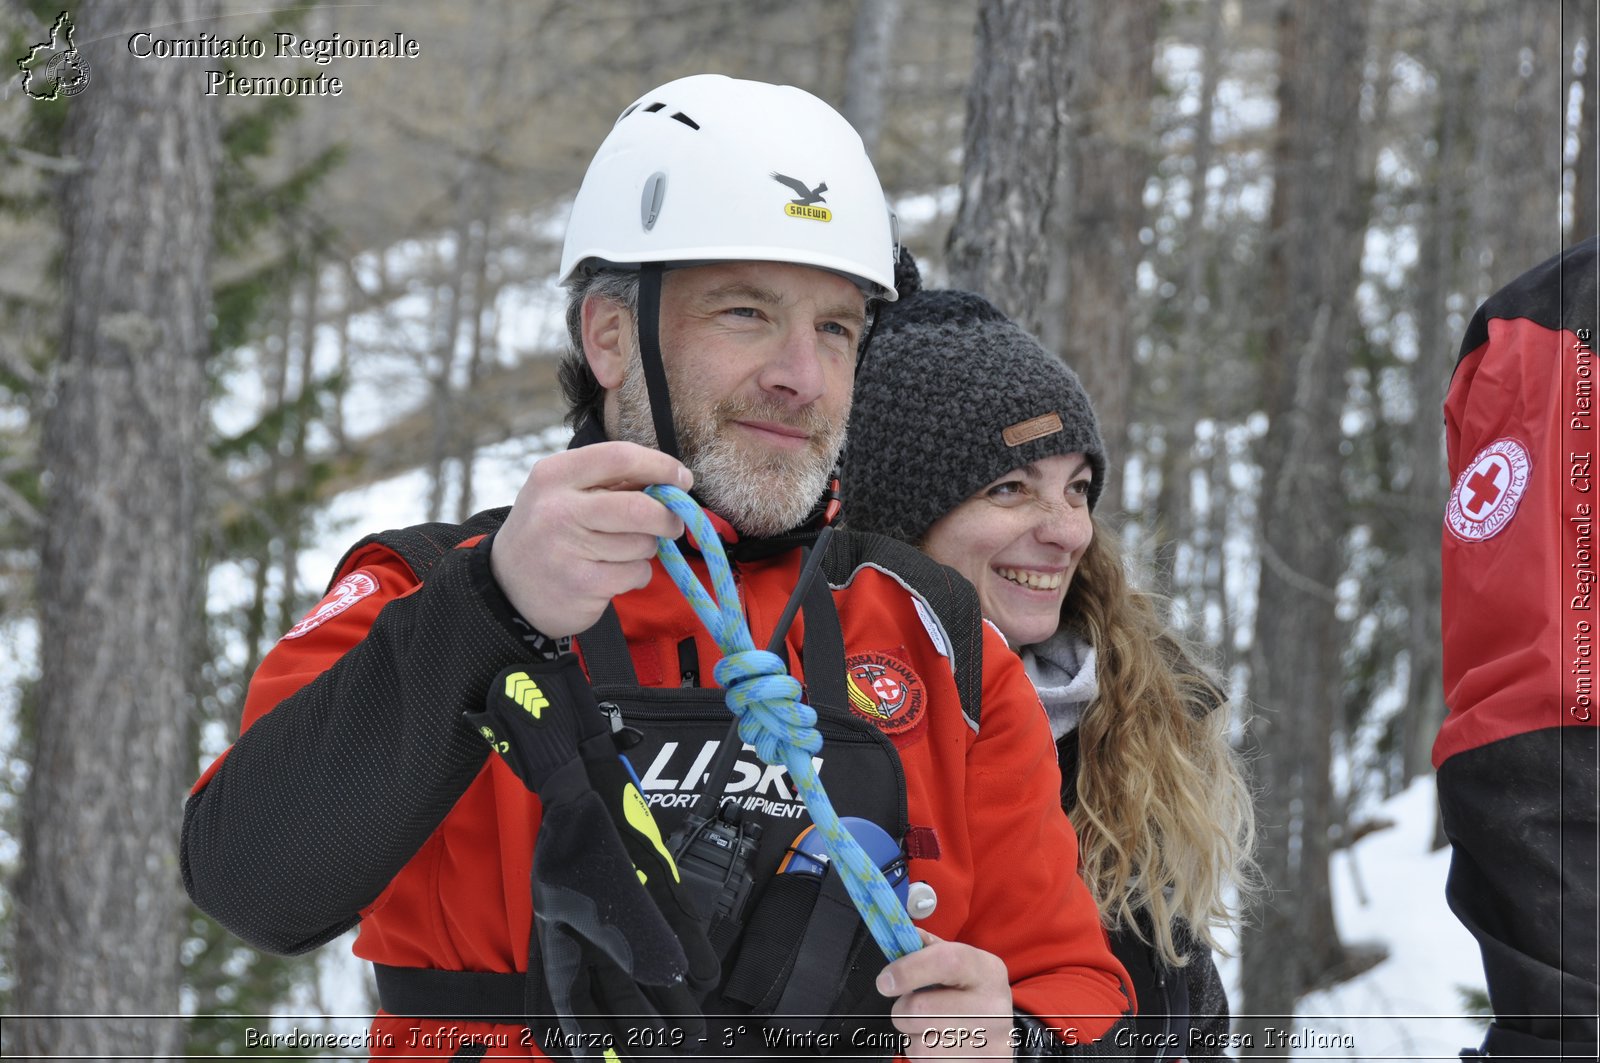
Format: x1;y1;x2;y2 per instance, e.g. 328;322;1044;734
582;293;632;389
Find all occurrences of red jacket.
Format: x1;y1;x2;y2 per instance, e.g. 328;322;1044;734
1437;237;1598;1059
184;504;1131;1058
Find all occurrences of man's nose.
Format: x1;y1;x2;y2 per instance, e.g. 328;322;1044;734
757;323;827;405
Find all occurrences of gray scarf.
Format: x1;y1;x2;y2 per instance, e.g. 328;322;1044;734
1021;629;1097;741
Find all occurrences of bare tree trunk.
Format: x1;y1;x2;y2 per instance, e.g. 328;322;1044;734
842;0;903;155
457;210;494;521
1567;0;1598;243
15;2;219;1058
1047;0;1156;467
946;0;1071;332
277;261;320;628
1468;0;1566;287
426;237;462;523
1401;8;1467;787
1239;0;1370;1042
1152;0;1225;583
331;267;352;450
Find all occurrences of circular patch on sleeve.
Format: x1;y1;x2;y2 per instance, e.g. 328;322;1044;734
1446;438;1532;542
282;571;381;640
844;651;926;735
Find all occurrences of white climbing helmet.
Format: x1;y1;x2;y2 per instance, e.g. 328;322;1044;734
558;74;899;301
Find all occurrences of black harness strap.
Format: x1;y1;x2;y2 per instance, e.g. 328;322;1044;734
800;548;849;711
769;867;863;1035
574;604;640;686
373;963;524;1020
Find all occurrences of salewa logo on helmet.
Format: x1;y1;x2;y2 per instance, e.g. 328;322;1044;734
772;171;832;222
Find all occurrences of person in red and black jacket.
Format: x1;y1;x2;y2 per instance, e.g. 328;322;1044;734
1438;236;1599;1062
181;75;1132;1061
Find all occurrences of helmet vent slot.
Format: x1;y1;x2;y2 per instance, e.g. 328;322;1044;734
670;111;700;130
619;103;640;119
643;101;666;113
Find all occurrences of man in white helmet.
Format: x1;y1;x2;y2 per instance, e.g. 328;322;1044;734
183;75;1131;1061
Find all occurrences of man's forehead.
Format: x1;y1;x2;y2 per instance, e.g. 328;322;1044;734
666;260;868;315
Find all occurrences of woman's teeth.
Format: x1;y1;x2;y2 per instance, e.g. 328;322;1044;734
996;567;1063;591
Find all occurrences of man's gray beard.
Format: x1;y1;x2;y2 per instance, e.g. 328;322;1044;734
612;358;842;538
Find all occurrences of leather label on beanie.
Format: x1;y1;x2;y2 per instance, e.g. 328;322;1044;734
1002;412;1064;447
844;651;926;735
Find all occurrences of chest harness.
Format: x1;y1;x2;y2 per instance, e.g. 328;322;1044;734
367;494;985;1060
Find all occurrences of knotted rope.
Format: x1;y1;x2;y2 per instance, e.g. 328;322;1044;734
642;484;922;961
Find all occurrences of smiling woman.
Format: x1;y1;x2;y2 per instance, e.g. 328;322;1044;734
843;250;1258;1063
921;454;1096;649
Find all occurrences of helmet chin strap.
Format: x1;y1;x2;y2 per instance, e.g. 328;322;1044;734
636;263;681;461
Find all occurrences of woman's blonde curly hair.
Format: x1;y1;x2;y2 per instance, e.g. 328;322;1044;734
1060;518;1259;968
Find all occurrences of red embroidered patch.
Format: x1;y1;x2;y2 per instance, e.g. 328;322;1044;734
844;651;926;735
282;571;380;640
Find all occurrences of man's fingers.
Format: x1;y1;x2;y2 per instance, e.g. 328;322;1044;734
555;441;693;493
582;490;687;542
890;984;979;1022
579;532;667;567
876;932;978;996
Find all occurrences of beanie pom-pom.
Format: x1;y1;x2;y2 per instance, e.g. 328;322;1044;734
892;246;923;299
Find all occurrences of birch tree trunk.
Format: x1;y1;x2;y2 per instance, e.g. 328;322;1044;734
1239;0;1370;1040
15;2;219;1059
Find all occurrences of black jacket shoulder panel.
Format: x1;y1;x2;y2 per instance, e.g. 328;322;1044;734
1457;236;1599;370
329;506;512;591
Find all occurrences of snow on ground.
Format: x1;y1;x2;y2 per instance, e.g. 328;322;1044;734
1217;778;1490;1060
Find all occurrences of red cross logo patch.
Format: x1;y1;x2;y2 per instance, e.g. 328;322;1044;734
1447;438;1532;542
845;651;926;735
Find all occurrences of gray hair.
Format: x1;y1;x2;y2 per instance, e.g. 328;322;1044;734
558;269;640;428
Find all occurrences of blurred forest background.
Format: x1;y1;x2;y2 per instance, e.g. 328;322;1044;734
0;0;1593;1058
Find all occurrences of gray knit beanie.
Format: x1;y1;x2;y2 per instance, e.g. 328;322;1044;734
843;251;1107;544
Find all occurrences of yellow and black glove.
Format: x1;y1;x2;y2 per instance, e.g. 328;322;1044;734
467;658;717;1060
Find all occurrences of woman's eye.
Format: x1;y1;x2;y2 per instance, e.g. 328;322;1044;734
986;480;1027;501
1067;478;1092;499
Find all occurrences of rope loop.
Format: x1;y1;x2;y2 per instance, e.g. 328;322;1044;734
714;650;821;762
